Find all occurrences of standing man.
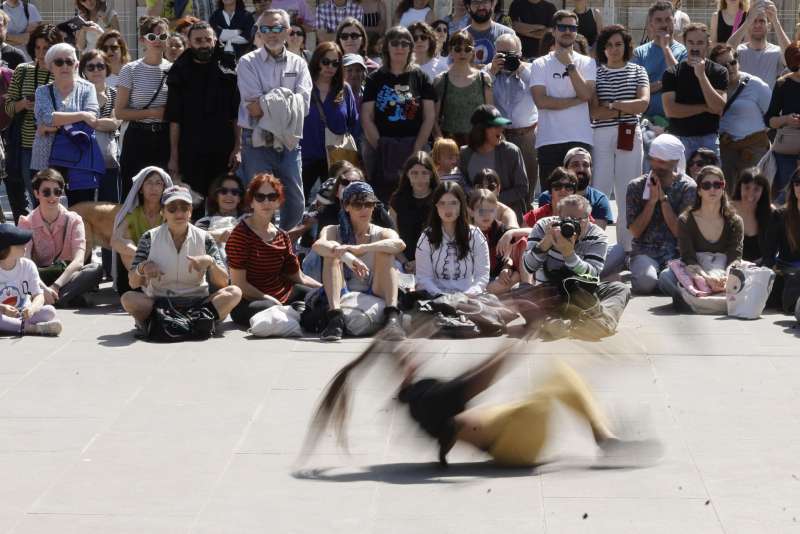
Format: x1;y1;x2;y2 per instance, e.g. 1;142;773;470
465;0;515;65
236;9;311;230
727;1;791;90
508;0;555;59
165;22;241;214
316;0;363;43
632;1;687;125
530;10;595;182
0;11;25;69
662;22;728;160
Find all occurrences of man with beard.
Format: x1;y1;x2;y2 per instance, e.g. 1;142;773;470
165;22;240;215
632;1;687;123
530;10;595;182
465;0;514;65
661;23;728;161
625;134;696;294
727;1;791;90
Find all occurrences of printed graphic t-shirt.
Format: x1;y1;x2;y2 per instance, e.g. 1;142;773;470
363;67;436;138
0;257;42;310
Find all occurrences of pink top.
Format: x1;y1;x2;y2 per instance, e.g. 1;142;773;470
18;206;86;266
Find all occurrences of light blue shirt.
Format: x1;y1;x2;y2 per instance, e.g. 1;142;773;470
719;73;771;141
632;40;687;117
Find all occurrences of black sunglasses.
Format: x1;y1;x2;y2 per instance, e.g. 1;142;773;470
699;180;725;190
254;192;280;202
290;30;304;37
85;62;106;72
389;39;412;48
320;58;341;68
413;34;428;42
53;58;75;67
39;187;63;198
339;32;362;41
452;45;474;53
217;187;242;196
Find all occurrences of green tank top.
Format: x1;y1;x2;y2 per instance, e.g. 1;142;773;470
125;206;162;245
436;72;489;135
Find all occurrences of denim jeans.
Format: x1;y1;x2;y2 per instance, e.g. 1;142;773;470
773;153;799;205
629;251;675;294
676;133;719;163
240;129;304;230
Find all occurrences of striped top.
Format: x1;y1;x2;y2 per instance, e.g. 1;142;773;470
592;63;649;128
226;219;300;303
99;86;117;119
117;58;171;124
3;63;53;149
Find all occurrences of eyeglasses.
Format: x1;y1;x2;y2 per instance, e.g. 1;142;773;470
389;39;412;49
413;34;429;42
320;58;341;68
477;183;497;191
290;30;304;37
339;31;362;41
349;201;376;210
253;191;280;202
258;24;285;34
52;58;75;67
699;180;725;190
166;203;191;213
85;62;106;72
39;187;63;198
144;32;169;42
217;187;242;196
101;44;121;52
556;23;578;33
452;45;474;53
551;182;577;192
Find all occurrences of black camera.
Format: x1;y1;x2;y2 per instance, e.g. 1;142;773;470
502;52;521;71
554;217;581;239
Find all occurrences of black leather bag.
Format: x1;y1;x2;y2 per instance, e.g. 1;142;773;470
146;298;216;342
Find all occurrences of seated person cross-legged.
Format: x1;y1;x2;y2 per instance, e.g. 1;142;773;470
762;169;800;317
228;173;321;327
312;182;407;342
195;174;247;249
471;168;519;228
120;186;242;333
519;194;631;340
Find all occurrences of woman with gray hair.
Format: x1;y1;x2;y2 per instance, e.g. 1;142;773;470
32;42;100;206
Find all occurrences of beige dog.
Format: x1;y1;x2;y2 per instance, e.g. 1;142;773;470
69;201;121;261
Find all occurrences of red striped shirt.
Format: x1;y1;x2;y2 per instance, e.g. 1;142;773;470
227;220;300;303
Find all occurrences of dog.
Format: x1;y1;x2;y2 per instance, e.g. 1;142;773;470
69;201;121;262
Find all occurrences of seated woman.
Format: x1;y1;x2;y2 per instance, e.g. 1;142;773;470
468;188;531;295
686;147;720;181
120;186;242;331
658;166;744;308
415;181;490;297
0;224;63;336
312;182;406;342
228;173;321;327
17;169;103;308
111;166;172;294
430;137;467;189
730;168;773;264
471;168;518;228
763;168;800;316
195;174;246;247
389;152;440;274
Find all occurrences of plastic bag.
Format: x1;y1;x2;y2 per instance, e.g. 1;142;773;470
726;264;775;320
249;305;302;337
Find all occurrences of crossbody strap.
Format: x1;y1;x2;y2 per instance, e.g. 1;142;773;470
143;70;168;109
723;76;749;114
438;72;449;123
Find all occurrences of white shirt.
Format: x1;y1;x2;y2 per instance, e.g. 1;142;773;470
419;56;449;83
415;225;490;296
530;50;596;147
0;257;42;310
490;62;538;128
399;7;430;27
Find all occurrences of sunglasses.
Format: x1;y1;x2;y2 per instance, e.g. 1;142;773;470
339;32;362;41
320;58;341;68
39;187;63;198
389;39;412;48
166;203;191;213
144;32;169;42
258;24;285;34
290;30;304;37
101;44;121;52
53;58;75;67
85;62;106;72
452;45;474;53
556;23;578;33
699;180;725;190
551;182;577;192
254;191;280;202
349;201;376;210
413;34;429;42
217;187;242;196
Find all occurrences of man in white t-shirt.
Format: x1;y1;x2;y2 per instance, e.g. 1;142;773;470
0;0;41;52
530;9;595;183
726;1;791;90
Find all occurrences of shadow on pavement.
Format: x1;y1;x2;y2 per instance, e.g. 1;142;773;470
292;461;537;485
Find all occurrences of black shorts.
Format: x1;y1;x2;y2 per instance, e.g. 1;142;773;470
398;377;468;441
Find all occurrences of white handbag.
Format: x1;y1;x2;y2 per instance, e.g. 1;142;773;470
726;264;776;320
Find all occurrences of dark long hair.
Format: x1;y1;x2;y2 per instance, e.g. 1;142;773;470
732;167;773;234
336;17;369;57
76;0;109;19
390;151;440;207
426;181;471;260
785;168;800;252
206;174;245;215
688;166;736;221
309;41;345;103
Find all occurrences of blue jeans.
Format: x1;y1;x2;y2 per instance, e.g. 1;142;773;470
773;153;799;205
629;250;676;294
676;133;720;163
240;129;304;230
657;268;680;299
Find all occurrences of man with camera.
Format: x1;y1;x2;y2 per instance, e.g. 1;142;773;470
489;33;539;204
520;194;631;340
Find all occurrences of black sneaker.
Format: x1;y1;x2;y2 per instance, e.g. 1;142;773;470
320;309;345;341
379;306;406;341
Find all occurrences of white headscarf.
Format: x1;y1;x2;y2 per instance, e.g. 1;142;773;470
111;166;174;286
644;134;687;200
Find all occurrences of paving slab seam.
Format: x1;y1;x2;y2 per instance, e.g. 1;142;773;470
0;339;74;402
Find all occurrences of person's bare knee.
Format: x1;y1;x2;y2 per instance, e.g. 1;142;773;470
121;292;154;321
211;286;242;319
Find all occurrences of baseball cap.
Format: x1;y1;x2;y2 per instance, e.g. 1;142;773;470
161;185;193;206
342;53;367;69
470;105;512;127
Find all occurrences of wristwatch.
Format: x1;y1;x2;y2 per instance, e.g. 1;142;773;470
565;63;576;73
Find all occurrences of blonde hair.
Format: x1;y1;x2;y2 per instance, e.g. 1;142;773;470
431;137;459;165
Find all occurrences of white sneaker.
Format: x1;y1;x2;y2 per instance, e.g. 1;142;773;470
29;320;63;337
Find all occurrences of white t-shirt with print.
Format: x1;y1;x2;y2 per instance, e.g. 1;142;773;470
0;257;42;310
530;50;596;148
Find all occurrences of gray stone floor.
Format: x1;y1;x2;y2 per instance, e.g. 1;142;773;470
1;288;799;533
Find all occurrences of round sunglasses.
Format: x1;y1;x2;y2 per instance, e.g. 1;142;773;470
144;32;169;42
